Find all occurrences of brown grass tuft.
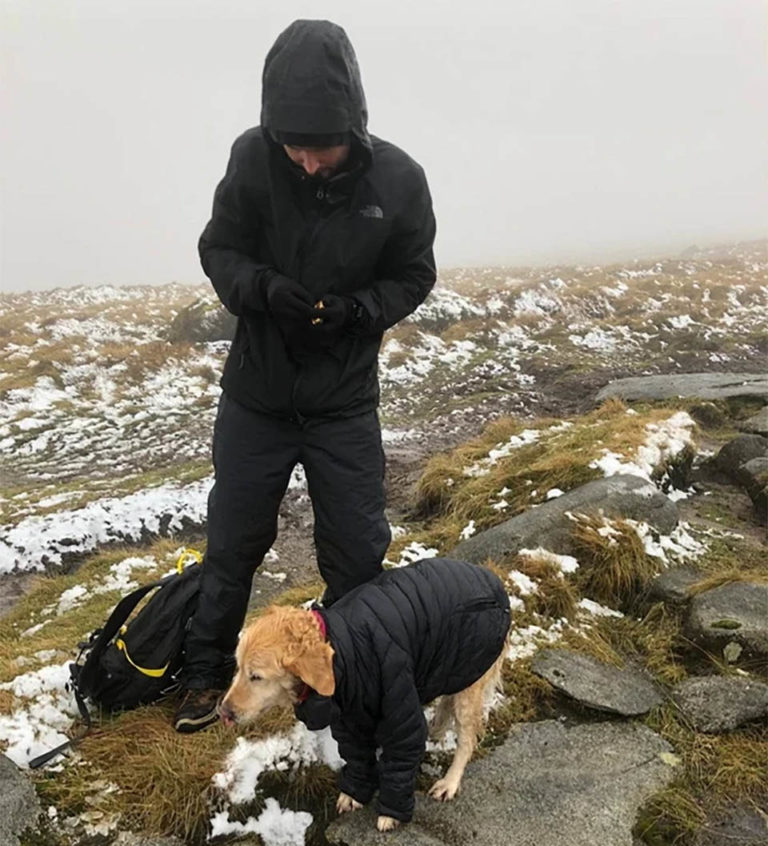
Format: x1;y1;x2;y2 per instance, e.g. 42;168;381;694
569;514;661;608
687;568;768;596
507;554;579;620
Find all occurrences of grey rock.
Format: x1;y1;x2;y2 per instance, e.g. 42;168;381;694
672;675;768;732
167;296;236;343
451;474;677;563
694;805;768;846
736;457;768;524
687;582;768;666
647;566;702;606
112;835;185;846
739;406;768;437
531;648;662;715
0;753;40;846
596;372;768;403
326;721;676;846
713;435;768;478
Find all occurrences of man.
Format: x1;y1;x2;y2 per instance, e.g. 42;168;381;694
174;19;436;732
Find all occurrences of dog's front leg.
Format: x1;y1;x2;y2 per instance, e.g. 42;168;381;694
336;792;362;814
377;815;400;832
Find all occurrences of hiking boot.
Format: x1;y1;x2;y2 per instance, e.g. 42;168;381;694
174;688;224;734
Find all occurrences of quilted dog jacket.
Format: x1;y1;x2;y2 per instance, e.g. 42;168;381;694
316;557;511;821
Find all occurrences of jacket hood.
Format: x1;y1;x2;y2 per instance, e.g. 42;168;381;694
261;20;371;157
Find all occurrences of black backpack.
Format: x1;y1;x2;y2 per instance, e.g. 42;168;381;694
30;550;203;768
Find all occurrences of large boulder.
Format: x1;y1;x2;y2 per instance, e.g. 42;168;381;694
451;474;678;563
531;648;662;716
735;457;768;524
326;721;676;846
671;675;768;733
167;296;236;343
686;582;768;669
596;373;768;403
713;435;768;478
0;754;40;846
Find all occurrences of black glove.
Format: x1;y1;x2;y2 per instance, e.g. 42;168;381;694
309;294;366;334
264;274;314;323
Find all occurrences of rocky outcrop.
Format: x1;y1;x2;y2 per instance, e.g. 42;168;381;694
451;474;677;563
596;373;768;403
326;721;676;846
0;754;40;846
531;648;662;716
671;675;768;733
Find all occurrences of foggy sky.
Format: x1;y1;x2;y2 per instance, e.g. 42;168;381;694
2;0;766;293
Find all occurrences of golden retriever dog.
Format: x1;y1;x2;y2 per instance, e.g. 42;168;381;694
220;559;510;832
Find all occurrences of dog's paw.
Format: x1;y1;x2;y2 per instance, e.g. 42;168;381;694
428;777;460;802
336;792;362;815
376;815;400;832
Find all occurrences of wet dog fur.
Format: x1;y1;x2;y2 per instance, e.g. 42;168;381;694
220;604;505;832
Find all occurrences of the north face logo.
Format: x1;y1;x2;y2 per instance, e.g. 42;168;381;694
359;204;384;219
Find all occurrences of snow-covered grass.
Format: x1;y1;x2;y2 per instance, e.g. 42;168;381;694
408;398;698;556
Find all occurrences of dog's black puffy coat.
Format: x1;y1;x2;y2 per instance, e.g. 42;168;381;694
314;557;511;822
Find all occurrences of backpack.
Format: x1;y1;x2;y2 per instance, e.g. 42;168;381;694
29;549;203;768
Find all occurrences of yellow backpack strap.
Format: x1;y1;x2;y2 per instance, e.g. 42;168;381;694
115;629;170;678
175;547;203;573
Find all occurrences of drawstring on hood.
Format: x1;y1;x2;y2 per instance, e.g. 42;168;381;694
261;20;372;166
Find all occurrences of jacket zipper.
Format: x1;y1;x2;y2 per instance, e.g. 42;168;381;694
290;193;346;423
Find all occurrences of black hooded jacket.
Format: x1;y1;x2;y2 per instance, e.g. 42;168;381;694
199;20;437;420
313;558;510;823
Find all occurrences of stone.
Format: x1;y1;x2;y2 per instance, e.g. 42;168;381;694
595;373;768;403
713;435;768;479
0;753;40;846
531;648;662;715
646;566;702;606
687;582;768;667
451;474;678;564
694;805;768;846
672;675;768;732
167;296;236;343
739;406;768;437
326;721;676;846
111;835;185;846
735;457;768;524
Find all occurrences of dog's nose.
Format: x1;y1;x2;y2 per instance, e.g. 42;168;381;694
219;700;237;727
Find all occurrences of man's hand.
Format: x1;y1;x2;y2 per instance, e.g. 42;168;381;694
264;275;315;323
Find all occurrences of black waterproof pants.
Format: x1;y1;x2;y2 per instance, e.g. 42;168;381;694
182;393;390;689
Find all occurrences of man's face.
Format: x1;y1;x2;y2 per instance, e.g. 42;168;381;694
283;144;351;180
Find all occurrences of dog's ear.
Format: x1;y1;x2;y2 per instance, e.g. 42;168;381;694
286;643;335;696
